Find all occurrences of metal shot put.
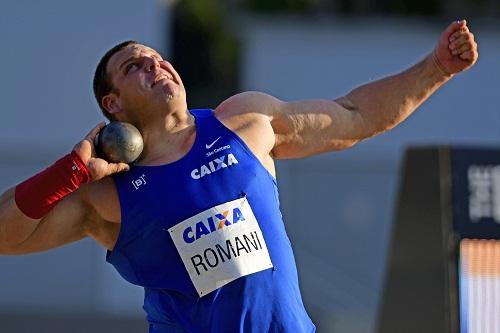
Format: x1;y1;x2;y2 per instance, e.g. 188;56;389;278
0;20;478;333
95;122;144;163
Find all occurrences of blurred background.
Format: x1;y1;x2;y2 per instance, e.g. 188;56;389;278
0;0;498;332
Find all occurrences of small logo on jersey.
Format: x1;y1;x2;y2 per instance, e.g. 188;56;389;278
205;136;221;149
206;144;230;158
132;174;147;189
191;153;239;179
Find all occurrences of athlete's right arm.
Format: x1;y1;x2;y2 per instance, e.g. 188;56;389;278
0;124;129;255
0;185;89;254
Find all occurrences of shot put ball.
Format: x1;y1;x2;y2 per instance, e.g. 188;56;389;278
95;122;144;163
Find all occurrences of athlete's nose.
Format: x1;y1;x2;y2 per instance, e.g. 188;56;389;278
145;57;160;72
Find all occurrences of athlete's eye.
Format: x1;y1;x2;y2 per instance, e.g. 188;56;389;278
125;62;139;74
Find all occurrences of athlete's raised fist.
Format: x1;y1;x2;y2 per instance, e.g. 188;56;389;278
433;19;478;75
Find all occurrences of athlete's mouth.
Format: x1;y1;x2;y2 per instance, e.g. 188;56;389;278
152;73;173;87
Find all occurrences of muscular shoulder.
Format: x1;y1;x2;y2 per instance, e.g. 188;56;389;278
214;91;283;120
214;92;278;157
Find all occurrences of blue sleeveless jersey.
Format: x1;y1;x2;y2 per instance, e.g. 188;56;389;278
107;109;315;333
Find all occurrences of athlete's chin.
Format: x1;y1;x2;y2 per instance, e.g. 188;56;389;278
162;93;174;102
157;86;179;101
168;88;186;102
155;80;179;94
149;89;172;102
149;85;186;108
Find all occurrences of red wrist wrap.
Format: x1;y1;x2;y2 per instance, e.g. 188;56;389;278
15;151;91;219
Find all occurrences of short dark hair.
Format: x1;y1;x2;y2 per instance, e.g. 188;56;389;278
93;40;138;120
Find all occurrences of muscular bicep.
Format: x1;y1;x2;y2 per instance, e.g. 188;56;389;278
216;91;365;160
270;97;364;159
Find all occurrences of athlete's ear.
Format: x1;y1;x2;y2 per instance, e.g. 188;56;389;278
102;93;123;116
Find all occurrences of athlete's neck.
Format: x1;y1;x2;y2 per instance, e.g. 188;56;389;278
136;109;196;166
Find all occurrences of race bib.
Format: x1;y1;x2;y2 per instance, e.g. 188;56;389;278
168;197;273;297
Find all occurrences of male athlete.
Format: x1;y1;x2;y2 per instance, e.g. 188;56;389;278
0;20;477;332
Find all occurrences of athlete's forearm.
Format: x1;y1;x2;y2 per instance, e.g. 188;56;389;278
0;188;40;254
0;152;91;255
344;53;452;138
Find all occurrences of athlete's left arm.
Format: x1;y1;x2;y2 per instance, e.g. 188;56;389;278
264;20;477;159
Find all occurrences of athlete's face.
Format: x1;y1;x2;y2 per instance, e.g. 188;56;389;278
103;44;186;119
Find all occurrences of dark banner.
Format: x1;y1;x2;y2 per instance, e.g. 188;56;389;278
451;147;500;239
